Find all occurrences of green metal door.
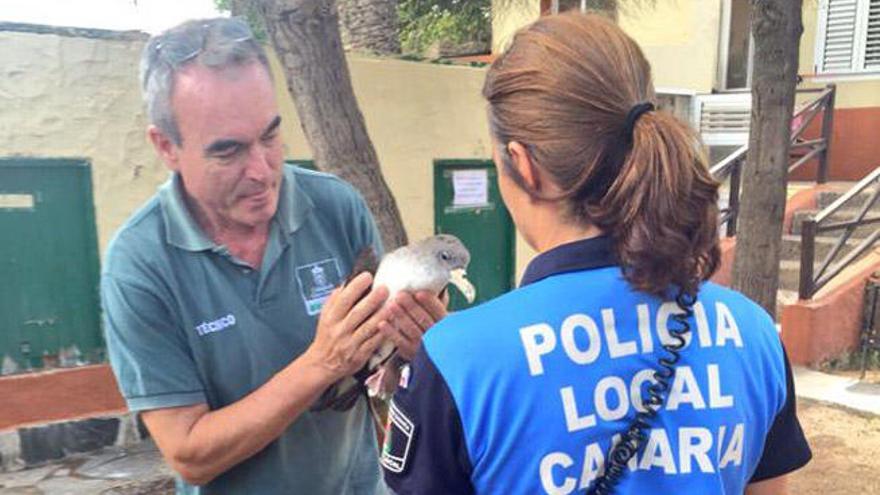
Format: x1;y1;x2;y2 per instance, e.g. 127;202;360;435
0;158;102;372
434;160;515;311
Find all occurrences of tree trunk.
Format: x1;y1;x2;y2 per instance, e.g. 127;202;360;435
731;0;803;317
338;0;401;54
255;0;408;250
229;0;250;14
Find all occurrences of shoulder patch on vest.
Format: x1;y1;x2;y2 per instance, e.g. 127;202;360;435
380;399;416;474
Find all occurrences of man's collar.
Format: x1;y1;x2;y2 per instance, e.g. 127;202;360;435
520;235;618;286
276;166;313;236
159;166;312;252
159;173;216;251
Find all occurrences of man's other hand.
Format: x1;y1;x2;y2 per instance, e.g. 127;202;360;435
379;290;448;360
305;272;390;380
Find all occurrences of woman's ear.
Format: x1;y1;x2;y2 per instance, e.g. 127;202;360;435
506;141;542;192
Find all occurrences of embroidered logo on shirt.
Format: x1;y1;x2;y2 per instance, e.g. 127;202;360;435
295;258;342;316
380;400;415;474
195;314;236;336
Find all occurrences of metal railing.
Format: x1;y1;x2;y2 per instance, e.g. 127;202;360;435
710;144;747;237
798;166;880;299
789;84;836;183
713;84;837;238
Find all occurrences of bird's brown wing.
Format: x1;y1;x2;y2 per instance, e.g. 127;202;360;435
311;246;380;413
346;246;379;284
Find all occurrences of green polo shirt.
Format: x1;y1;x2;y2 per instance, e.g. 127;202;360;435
102;165;386;494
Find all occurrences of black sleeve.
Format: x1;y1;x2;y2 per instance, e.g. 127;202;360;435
381;348;475;495
749;347;812;482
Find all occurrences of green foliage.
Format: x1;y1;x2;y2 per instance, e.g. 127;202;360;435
821;348;880;372
398;0;491;55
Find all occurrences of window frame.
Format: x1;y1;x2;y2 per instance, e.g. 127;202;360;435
717;0;756;91
814;0;880;78
549;0;588;14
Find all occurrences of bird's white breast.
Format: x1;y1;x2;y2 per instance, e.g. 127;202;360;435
372;251;448;299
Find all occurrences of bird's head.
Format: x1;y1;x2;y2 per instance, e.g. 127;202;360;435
420;234;476;303
427;234;471;271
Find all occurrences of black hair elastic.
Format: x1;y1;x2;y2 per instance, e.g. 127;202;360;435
621;102;654;143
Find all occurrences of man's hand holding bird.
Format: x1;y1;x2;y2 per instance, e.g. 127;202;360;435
381;289;449;361
311;234;474;411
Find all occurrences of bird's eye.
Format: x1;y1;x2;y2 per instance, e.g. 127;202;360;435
440;250;451;261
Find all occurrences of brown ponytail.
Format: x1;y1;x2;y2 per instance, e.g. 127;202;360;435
483;13;719;297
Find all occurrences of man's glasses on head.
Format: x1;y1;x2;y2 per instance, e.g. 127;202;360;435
147;18;254;73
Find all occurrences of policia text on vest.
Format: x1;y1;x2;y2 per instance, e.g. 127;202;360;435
521;300;744;493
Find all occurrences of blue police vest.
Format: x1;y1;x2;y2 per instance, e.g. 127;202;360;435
382;236;810;494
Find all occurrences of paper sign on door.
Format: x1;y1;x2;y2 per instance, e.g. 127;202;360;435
452;170;489;207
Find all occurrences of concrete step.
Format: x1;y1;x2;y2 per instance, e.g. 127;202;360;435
779;259;803;292
777;289;800;317
777;289;799;304
778;257;861;293
817;188;880;210
781;234;862;263
791;208;880;238
779;237;878;295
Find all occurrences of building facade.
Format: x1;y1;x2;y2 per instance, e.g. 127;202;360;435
493;0;880;180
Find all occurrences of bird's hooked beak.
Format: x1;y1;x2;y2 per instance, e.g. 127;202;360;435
449;268;476;303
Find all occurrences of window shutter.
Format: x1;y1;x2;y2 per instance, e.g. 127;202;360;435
864;0;880;69
700;103;751;136
819;0;859;73
693;93;752;146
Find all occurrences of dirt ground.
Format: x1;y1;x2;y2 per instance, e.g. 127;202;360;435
789;399;880;495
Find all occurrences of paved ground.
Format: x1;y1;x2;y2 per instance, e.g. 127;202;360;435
794;365;880;416
0;441;172;494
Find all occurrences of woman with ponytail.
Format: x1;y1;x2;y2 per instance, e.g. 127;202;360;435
381;13;810;495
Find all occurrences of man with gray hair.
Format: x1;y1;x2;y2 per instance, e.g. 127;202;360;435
101;17;446;494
